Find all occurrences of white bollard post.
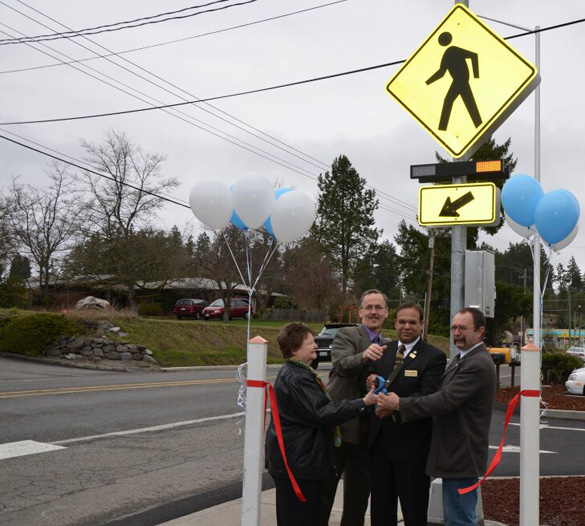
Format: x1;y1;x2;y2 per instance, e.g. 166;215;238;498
241;336;268;526
520;343;541;526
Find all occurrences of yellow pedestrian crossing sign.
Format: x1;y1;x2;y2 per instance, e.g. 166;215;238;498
418;182;500;226
387;4;540;158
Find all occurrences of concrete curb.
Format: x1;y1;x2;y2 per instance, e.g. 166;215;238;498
0;351;158;373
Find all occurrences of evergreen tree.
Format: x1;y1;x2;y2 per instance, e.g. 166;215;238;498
310;155;380;296
566;256;583;290
8;254;31;280
394;221;452;335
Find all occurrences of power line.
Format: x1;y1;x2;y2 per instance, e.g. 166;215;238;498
0;0;259;44
0;58;407;126
3;0;417;214
0;1;349;75
0;19;325;183
7;0;331;175
0;130;190;209
4;14;585;128
0;128;419;227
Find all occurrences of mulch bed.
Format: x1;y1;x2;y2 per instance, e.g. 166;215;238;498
484;383;585;525
495;383;585;411
483;477;585;526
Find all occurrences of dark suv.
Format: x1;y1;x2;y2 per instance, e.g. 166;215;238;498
173;298;209;320
312;323;359;368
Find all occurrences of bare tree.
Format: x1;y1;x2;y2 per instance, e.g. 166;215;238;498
194;226;248;321
78;130;178;310
0;187;14;274
6;162;81;302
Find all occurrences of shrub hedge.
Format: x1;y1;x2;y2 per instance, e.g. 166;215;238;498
0;313;79;357
541;352;583;384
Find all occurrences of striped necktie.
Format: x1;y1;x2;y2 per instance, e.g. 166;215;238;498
394;344;406;370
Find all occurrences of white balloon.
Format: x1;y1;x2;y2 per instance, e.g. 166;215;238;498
271;191;316;243
505;212;535;238
550;224;579;252
232;173;274;229
189;180;232;229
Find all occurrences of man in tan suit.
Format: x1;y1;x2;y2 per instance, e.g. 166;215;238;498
325;289;389;526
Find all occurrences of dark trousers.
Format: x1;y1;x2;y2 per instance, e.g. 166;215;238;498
274;477;333;526
322;433;371;526
370;432;430;526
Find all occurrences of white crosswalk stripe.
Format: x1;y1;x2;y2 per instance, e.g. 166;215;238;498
0;440;66;460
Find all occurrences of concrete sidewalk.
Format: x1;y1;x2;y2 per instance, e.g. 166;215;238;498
157;480;507;526
158;480;385;526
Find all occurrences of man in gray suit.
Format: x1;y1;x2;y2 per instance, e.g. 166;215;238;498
325;289;389;526
378;307;496;526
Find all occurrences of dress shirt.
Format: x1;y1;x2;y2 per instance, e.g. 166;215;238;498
398;337;421;359
459;342;483;359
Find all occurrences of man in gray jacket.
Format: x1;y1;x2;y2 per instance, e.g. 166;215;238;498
378;307;496;526
325;289;390;526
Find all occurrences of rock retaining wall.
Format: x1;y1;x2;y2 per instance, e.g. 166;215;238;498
45;336;158;364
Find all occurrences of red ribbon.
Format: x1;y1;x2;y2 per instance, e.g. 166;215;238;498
458;389;540;495
247;379;307;502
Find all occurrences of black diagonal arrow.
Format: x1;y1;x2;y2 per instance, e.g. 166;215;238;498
439;191;475;217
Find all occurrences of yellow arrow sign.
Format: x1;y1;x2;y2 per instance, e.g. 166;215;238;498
418;182;500;226
387;4;540;158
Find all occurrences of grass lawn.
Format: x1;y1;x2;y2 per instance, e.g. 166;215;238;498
0;308;450;367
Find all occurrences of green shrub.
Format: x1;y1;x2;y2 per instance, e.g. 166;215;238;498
272;295;297;310
0;313;79;356
541;352;583;384
137;303;164;317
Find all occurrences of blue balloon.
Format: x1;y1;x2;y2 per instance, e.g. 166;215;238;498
228;184;248;230
534;189;580;245
501;174;544;227
264;188;292;236
231;210;248;230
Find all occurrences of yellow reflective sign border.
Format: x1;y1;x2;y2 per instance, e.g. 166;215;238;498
387;4;540;158
418;182;499;226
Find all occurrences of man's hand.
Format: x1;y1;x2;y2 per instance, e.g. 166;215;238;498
377;391;400;411
361;343;387;364
365;374;379;391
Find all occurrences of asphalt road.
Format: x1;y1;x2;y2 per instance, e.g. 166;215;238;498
0;357;583;526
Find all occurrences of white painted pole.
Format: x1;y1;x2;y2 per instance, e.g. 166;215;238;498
241;336;268;526
520;343;541;526
521;25;541;526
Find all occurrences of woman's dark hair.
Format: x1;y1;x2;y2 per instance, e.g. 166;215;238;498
277;322;315;359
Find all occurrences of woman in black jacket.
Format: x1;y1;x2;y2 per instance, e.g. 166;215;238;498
265;322;378;526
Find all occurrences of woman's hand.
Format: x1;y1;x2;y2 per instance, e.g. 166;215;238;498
362;385;379;406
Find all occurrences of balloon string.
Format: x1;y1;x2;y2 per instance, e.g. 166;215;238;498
251;238;277;292
222;232;247;292
245;232;253;343
539;244;553;331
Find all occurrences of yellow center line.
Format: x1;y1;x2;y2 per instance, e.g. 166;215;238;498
0;376;278;399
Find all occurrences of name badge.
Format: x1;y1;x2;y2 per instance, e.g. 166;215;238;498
404;370;418;377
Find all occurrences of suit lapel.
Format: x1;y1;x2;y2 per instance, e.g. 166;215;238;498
358;325;372;352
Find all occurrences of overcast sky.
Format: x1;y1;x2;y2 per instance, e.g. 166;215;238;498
1;0;584;271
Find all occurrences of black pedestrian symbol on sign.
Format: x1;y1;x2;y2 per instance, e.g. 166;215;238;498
426;32;482;131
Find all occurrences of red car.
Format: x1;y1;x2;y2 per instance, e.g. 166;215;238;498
202;298;253;320
173;298;209;320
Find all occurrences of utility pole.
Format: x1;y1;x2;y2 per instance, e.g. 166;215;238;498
424;232;435;339
568;288;572;345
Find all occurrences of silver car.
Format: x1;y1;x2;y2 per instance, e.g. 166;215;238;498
565;347;585;363
566;367;585;395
